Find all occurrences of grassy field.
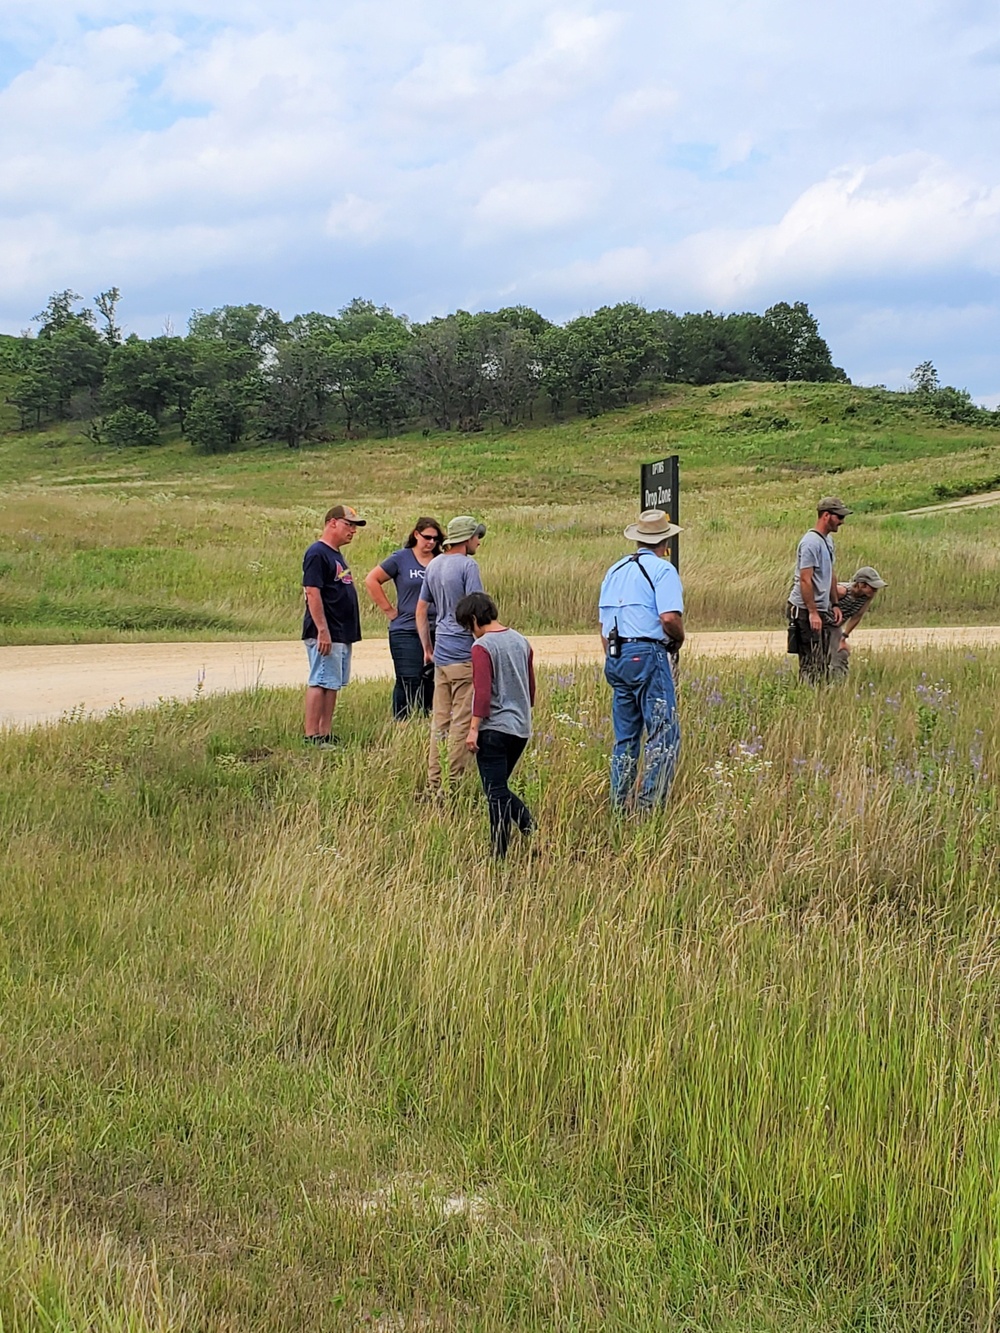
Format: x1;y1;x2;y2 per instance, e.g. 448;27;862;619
2;381;1000;644
4;383;1000;1328
2;650;999;1329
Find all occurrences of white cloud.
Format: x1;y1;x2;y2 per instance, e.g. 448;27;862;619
80;23;183;74
505;9;622;92
716;131;754;171
390;9;621;118
607;86;679;131
472;176;597;234
531;154;1000;306
0;208;296;316
0;62;130;138
325;194;386;241
162;23;346;119
390;42;485;111
692;154;1000;301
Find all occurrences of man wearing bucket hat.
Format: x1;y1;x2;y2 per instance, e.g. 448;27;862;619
416;515;487;794
598;509;684;813
829;566;888;678
786;496;851;683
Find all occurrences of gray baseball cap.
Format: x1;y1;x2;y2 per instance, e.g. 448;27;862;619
852;566;887;589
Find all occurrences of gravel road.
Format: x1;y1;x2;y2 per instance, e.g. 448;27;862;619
3;627;1000;729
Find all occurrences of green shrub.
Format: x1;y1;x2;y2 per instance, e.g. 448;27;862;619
102;405;160;448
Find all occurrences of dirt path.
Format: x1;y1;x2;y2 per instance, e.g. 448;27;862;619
4;627;1000;729
903;490;1000;515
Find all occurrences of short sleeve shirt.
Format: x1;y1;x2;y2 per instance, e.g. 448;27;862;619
379;548;433;634
788;530;834;612
598;551;684;640
419;553;484;666
302;541;361;643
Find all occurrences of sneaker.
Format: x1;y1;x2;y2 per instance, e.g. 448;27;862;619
304;734;339;751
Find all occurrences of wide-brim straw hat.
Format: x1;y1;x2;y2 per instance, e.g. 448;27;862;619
623;509;682;543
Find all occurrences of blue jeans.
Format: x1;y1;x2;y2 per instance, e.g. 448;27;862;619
604;641;680;810
388;629;434;719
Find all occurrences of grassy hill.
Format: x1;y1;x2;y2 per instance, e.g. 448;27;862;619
1;380;1000;643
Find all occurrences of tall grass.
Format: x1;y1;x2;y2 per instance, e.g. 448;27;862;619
2;483;1000;643
2;381;1000;641
1;650;999;1327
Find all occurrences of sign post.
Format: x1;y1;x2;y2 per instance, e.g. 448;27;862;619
640;455;679;570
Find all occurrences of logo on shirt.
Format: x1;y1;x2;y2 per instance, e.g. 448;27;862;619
336;566;354;584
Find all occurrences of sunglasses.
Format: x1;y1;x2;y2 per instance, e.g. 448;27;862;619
418;531;440;540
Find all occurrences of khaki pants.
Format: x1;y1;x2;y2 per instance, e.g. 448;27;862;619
428;661;474;790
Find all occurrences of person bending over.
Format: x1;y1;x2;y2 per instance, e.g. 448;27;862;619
829;566;888;678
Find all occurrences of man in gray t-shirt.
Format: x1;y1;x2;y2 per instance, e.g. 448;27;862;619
786;496;850;682
416;515;486;793
789;530;834;614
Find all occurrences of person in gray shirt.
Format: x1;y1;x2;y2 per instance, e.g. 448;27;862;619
457;591;535;859
416;515;486;794
786;496;850;682
364;517;444;719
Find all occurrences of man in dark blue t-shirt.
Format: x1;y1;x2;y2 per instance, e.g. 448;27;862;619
302;504;365;747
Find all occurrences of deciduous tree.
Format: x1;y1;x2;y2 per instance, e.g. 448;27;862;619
187;304;285;359
754;301;845;382
94;288;123;346
185;380;258;452
260;337;335;447
910;361;940;394
103;337;175;420
33;290;96;337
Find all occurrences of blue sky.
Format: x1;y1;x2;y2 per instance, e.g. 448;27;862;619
2;0;999;399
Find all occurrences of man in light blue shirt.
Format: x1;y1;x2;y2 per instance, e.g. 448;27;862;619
598;509;684;813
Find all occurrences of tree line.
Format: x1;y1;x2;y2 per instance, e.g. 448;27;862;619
0;288;849;450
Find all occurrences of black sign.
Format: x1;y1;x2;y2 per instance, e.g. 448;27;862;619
640;455;680;570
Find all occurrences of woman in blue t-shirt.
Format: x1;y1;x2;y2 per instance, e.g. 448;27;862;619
365;517;445;719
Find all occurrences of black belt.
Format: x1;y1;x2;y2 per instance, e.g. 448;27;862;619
620;637;667;645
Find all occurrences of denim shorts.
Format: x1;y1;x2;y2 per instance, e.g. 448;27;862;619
305;640;352;690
